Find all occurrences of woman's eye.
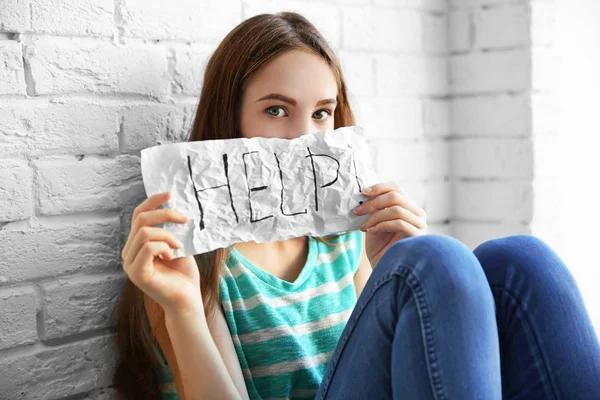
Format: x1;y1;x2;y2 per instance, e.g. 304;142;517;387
266;106;287;117
313;109;332;120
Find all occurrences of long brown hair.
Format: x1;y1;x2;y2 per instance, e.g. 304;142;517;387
112;11;355;399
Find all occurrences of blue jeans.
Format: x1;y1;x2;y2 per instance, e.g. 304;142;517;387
314;234;600;399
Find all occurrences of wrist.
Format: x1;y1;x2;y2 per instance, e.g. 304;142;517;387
163;298;205;320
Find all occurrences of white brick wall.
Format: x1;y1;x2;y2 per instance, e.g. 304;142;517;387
448;0;561;252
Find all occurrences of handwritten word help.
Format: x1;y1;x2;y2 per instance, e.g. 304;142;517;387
141;126;378;257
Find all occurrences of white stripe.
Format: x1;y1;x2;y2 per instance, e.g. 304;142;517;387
234;307;353;346
244;350;334;378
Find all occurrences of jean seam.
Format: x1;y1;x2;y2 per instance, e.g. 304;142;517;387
317;265;448;400
397;266;447;400
490;284;558;399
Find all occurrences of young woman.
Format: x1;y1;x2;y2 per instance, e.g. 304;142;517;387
112;12;600;400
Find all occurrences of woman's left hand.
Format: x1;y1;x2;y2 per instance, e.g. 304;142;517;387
354;182;428;267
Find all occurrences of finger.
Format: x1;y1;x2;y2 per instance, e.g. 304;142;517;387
124;208;188;261
128;241;173;290
133;192;172;220
362;181;407;197
131;208;188;237
367;219;424;236
125;226;182;267
355;189;426;219
123;192;172;260
360;205;426;232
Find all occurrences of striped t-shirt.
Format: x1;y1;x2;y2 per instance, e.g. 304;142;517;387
154;230;363;399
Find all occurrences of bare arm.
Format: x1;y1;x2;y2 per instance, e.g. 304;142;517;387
353;231;373;299
163;306;248;400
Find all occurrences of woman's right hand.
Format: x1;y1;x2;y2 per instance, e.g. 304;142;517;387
121;191;203;315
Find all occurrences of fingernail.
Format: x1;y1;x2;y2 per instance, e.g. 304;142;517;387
175;240;183;248
362;187;372;194
354;205;363;214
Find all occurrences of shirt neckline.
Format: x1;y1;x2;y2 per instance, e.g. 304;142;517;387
228;236;318;291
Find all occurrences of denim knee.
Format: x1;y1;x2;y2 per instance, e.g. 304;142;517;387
473;234;576;293
375;234;493;304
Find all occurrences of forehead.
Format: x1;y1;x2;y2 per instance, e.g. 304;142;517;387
244;50;338;101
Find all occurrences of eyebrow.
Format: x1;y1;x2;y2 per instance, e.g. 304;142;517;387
256;93;337;107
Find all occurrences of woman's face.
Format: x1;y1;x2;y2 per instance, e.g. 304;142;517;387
239;49;338;139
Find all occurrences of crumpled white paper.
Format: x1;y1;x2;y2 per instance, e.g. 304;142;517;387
140;125;378;258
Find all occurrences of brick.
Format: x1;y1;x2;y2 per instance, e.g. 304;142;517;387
316;0;370;4
452;221;531;250
24;39;169;96
338;51;374;97
120;0;241;43
0;217;120;283
82;388;117;400
0;41;26;95
171;44;214;95
354;96;423;139
0;287;37;350
401;179;451;222
0;160;31;221
342;7;422;52
35;155;143;215
31;0;113;37
0;334;115;399
451;93;531;137
243;0;341;49
451;138;533;178
453;181;533;222
450;10;471;53
427;222;452;236
373;138;449;181
0;0;30;32
450;49;531;94
120;103;192;152
474;4;530;49
423;98;450;137
42;273;126;340
424;180;451;222
450;0;530;9
375;54;447;96
423;13;448;55
374;0;446;12
0;100;119;158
